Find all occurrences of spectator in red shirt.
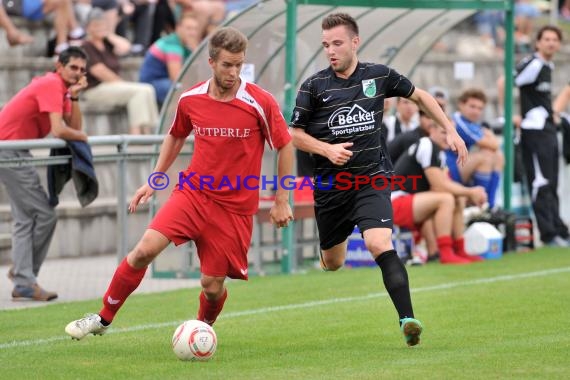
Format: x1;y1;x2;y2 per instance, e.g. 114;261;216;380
0;47;89;301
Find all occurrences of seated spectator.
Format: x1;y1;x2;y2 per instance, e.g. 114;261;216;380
139;12;201;106
174;0;225;38
473;10;504;51
428;86;449;112
515;0;540;52
388;89;448;164
445;88;504;209
150;0;176;44
16;0;85;54
224;0;256;18
81;8;159;134
114;0;176;51
115;0;157;55
382;96;419;144
389;111;438;262
74;0;120;33
388;110;434;163
392;122;488;264
0;4;33;46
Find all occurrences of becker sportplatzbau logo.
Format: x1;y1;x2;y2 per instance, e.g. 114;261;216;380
327;104;376;136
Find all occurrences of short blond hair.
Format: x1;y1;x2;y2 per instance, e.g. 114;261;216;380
208;27;248;60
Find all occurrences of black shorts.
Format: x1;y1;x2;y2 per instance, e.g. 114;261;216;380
314;184;393;250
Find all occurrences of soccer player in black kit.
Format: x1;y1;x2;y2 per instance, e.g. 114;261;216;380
290;13;468;347
515;25;569;247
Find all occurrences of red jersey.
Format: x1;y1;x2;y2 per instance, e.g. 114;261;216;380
0;72;72;140
169;79;291;215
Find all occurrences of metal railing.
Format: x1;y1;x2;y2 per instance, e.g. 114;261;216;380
0;135;194;259
0;134;323;275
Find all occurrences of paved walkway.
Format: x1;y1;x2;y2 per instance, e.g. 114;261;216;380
0;255;200;310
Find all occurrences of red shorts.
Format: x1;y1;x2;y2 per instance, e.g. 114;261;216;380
392;194;417;231
149;188;253;280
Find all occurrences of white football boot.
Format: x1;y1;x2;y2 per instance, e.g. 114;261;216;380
65;314;108;340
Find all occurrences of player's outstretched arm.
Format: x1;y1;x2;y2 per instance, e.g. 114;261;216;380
291;127;353;166
408;88;468;166
129;134;187;213
270;141;294;228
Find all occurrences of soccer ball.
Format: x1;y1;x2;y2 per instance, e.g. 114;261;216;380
172;320;217;361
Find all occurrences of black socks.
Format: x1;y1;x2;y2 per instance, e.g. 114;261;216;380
375;249;414;320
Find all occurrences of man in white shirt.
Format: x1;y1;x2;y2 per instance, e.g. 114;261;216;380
383;97;419;143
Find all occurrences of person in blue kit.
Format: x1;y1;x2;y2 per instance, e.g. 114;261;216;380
445;88;503;209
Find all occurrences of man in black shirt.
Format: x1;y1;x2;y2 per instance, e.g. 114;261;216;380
388;110;432;163
515;25;569;247
392;123;487;264
290;13;467;347
388;111;438;262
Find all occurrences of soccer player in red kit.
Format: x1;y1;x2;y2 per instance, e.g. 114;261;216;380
65;27;294;339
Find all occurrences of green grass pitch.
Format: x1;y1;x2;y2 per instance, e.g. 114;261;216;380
1;247;569;379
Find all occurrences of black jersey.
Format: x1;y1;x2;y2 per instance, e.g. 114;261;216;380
291;62;414;183
393;137;446;194
515;53;555;131
387;128;427;164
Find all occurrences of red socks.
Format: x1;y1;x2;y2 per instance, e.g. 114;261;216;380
437;236;470;264
99;258;147;323
454;237;484;262
197;288;228;326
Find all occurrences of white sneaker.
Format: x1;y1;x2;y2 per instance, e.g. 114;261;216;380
65;314;108;340
546;236;570;248
406;256;425;266
463;203;489;224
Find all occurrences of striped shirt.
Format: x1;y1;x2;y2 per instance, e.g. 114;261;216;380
291;62;414;184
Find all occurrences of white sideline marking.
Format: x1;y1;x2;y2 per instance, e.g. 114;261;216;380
1;266;569;350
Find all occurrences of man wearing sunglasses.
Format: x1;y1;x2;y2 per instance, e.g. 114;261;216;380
0;46;89;301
